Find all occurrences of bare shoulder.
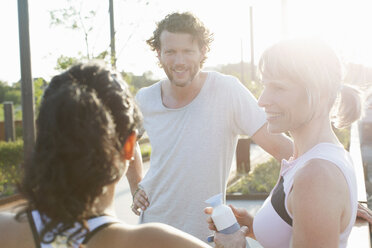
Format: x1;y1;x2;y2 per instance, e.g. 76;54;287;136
288;157;351;246
87;222;209;248
291;158;349;211
294;158;347;190
133;223;210;248
0;212;34;248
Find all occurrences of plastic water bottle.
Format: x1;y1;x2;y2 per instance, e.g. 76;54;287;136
205;193;250;247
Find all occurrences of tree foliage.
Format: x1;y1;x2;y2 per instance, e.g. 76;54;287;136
121;71;157;95
50;0;110;72
50;1;97;59
33;78;48;112
0;81;21;105
55;55;80;71
0;78;48;121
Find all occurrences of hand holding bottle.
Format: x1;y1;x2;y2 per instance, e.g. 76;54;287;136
204;193;251;247
205;204;255;239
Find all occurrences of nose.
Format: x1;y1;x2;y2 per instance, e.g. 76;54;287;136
174;53;186;65
257;88;270;108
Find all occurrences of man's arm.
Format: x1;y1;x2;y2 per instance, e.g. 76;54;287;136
126;142;149;215
126;142;143;195
251;122;293;161
357;203;372;227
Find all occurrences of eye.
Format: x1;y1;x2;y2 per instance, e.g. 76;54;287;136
262;82;285;92
266;82;286;91
272;84;284;91
164;50;174;55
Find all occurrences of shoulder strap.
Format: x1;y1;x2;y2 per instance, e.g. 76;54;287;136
27;210;42;248
271;176;293;226
81;221;120;245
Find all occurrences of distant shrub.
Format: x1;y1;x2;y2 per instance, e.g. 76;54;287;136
0;140;23;196
227;158;280;194
140;143;151;159
15;123;23;139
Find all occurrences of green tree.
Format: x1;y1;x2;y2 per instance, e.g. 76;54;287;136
0;78;47;121
0;81;8;103
121;71;158;95
33;78;48;112
0;80;21;105
50;1;96;59
4;90;21;105
50;0;110;71
55;55;80;71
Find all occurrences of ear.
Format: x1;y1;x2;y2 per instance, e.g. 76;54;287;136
201;47;207;57
122;131;137;160
156;49;161;59
200;47;207;67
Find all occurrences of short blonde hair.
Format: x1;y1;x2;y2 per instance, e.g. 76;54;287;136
258;39;362;128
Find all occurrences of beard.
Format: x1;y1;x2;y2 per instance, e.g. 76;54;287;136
162;63;200;87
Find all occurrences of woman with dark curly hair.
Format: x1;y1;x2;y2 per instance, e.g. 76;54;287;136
0;62;209;248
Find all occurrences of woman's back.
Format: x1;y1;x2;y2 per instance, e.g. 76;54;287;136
0;211;209;248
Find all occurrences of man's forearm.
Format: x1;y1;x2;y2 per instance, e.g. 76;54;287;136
126;143;143;195
251;123;293;161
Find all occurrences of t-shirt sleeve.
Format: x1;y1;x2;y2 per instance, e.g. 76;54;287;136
135;88;143;106
135;89;146;139
229;77;266;137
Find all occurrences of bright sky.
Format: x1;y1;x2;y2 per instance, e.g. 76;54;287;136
1;0;372;84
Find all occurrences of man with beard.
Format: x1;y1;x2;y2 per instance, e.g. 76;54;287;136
126;12;293;242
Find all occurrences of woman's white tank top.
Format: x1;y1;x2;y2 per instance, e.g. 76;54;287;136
253;143;357;248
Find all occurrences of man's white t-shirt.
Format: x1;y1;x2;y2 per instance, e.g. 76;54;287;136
135;71;266;241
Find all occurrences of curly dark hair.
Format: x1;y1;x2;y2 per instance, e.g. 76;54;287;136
146;12;214;67
16;62;142;245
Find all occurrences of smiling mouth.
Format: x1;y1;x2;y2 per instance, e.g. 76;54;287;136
266;112;282;120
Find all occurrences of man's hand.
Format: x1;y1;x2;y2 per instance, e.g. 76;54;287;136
214;226;249;248
357;202;372;227
131;188;149;215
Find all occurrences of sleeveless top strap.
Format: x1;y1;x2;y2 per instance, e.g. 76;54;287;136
27;210;122;247
82;221;119;244
27;209;42;248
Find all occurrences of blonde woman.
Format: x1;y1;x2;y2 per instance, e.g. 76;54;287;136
206;39;362;248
